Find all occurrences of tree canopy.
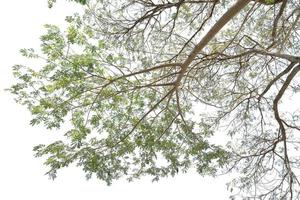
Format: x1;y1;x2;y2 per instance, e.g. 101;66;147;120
9;0;300;198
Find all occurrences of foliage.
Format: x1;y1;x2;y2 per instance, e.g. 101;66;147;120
47;0;87;8
9;0;300;198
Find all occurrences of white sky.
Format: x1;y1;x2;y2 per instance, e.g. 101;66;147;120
0;1;232;199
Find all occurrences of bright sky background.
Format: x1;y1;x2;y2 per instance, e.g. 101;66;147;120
0;1;232;199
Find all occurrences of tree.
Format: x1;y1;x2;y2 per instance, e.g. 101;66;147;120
9;0;300;198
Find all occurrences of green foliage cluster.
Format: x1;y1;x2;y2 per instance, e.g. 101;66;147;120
48;0;87;8
10;16;228;184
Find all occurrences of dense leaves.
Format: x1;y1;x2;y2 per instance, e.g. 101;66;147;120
11;16;227;183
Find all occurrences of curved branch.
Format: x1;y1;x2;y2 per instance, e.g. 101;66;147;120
174;0;251;88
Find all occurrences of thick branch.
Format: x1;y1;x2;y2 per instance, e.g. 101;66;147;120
175;0;251;88
273;64;300;166
254;0;283;5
